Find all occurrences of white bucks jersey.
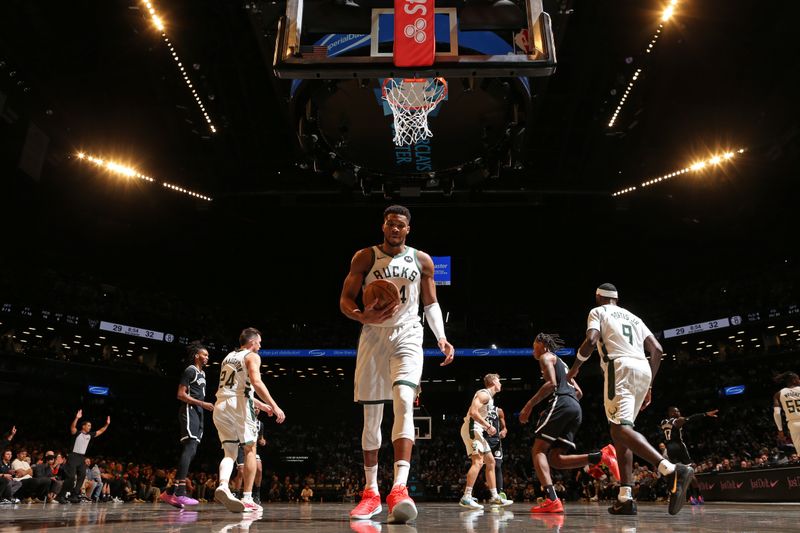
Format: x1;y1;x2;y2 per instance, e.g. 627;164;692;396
464;388;494;431
587;304;653;361
364;245;421;328
780;386;800;423
217;350;253;399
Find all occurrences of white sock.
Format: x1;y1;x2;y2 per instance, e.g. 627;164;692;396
489;488;498;499
364;464;379;492
393;460;410;487
463;487;473;498
618;485;632;502
658;459;676;476
219;456;235;484
242;491;253;503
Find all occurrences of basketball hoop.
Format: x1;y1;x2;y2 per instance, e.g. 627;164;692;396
382;78;448;147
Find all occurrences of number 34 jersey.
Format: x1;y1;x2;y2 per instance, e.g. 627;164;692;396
217;349;253;399
587;304;653;361
364;245;422;328
779;386;800;423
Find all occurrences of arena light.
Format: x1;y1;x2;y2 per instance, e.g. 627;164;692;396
609;1;679;127
612;147;745;197
76;151;213;201
141;0;217;134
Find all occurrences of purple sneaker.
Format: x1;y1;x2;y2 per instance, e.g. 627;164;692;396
159;492;184;509
175;495;199;506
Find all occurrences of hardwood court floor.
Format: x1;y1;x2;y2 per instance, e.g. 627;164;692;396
3;500;799;532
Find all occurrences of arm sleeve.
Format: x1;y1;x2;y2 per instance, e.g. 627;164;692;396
686;413;706;423
424;302;446;340
774;406;784;432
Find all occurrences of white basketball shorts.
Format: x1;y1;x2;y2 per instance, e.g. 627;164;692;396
601;356;652;426
354;321;424;403
213;396;259;446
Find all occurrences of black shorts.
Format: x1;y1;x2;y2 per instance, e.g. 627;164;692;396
487;439;503;460
665;441;692;464
179;404;204;442
534;395;582;450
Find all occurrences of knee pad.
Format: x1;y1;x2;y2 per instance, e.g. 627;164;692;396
362;404;383;451
392;384;416;442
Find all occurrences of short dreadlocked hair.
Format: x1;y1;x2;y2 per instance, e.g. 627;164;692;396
535;332;565;353
774;371;799;387
186;341;208;365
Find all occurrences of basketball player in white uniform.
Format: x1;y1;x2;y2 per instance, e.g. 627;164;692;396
567;283;693;517
773;371;800;452
340;205;455;524
213;327;285;513
458;373;512;509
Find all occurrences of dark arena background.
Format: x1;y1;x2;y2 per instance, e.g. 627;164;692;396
1;0;799;532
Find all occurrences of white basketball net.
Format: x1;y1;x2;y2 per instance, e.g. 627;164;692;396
382;78;448;147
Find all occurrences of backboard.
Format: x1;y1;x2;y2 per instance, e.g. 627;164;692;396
274;0;556;79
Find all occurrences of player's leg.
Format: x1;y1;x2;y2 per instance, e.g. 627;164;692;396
253;456;262;504
213;398;246;512
239;399;262;512
607;359;692;515
459;430;485;510
493;448;505;498
352;324;387;517
385;324;424;523
232;446;246;497
350;406;383;520
530;438;562;508
240;442;260;510
173;406;202;505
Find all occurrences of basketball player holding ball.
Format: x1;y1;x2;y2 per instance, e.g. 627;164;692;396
340;205;455;524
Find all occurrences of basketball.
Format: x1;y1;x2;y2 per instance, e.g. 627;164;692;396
363;279;401;309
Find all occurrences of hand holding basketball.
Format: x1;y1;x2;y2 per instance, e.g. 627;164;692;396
364;279;400;308
361;280;400;323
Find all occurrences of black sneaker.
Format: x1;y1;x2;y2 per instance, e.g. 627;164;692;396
668;464;694;515
608;499;637;515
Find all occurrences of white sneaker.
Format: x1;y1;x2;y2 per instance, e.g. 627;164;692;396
215;486;245;513
487;495;513;507
459;496;483;509
242;500;263;513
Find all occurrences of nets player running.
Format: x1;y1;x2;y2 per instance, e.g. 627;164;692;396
660;406;718;505
567;283;693;516
773;371;800;453
213;328;285;513
340;205;455;524
520;333;619;514
458;374;513;509
161;343;214;509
